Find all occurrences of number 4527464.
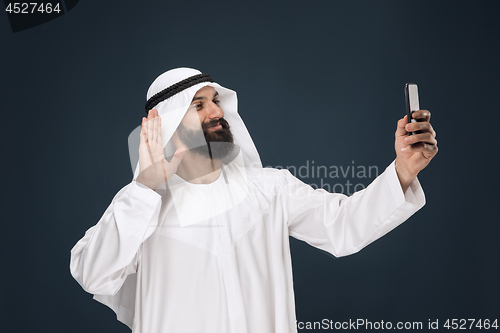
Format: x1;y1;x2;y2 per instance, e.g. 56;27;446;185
443;319;498;330
5;3;61;14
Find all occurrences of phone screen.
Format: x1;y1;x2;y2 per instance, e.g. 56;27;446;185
405;83;419;136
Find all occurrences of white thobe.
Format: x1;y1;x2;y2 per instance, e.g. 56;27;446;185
70;159;425;333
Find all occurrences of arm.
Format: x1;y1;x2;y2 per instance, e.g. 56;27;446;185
286;110;437;256
285;161;425;257
70;109;183;295
70;181;161;295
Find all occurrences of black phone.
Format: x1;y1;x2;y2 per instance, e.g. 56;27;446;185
405;83;420;139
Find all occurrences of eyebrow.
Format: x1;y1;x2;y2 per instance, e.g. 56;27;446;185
191;91;219;103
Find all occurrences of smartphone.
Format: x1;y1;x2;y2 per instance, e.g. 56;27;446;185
405;83;420;139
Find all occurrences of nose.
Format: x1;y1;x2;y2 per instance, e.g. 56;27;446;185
206;101;223;120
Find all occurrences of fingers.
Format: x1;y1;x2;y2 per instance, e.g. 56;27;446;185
146;109;159;121
140;117;147;145
412;110;431;122
395;115;408;138
147;108;156;120
145;109;161;144
405;121;436;138
404;132;437;146
398;110;436;138
147;110;154;146
155;114;162;144
401;141;438;156
152;114;158;144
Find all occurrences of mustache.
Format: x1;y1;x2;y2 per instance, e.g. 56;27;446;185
201;117;230;131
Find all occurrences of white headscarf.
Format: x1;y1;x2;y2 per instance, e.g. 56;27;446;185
128;67;262;179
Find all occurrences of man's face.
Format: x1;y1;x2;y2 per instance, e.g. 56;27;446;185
176;86;234;159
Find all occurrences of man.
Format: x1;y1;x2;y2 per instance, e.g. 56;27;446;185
70;68;437;333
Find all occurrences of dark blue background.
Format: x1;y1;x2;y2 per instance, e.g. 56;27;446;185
1;1;498;332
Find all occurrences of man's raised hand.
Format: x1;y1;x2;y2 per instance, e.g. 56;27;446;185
135;109;185;190
394;110;438;193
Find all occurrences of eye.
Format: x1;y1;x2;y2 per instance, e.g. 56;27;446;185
195;103;203;109
213;99;220;105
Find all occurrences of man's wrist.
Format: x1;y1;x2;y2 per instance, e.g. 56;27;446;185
394;158;417;193
134;177;157;191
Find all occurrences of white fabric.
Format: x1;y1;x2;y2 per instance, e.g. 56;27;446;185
70;68;426;332
70;160;425;332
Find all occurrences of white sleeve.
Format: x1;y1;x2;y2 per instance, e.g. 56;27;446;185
285;160;425;257
70;181;162;295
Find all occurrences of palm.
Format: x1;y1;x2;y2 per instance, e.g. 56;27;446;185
136;109;185;190
395;135;432;176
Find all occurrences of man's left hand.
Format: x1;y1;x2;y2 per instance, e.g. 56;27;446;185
394;110;438;192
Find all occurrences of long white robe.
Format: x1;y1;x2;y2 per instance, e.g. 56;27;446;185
70;159;425;333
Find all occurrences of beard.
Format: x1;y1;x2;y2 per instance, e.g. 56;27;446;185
176;117;235;160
